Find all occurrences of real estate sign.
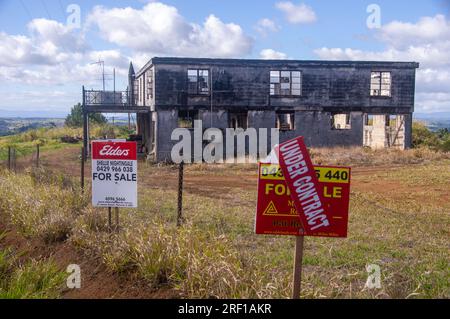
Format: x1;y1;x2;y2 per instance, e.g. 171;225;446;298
255;136;350;237
255;163;350;237
91;140;138;208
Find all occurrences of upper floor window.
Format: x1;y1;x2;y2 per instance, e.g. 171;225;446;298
270;71;301;96
370;71;391;97
188;69;209;95
133;80;138;103
146;69;153;99
138;77;143;103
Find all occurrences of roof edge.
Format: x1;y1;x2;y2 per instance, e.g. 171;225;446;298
135;57;419;76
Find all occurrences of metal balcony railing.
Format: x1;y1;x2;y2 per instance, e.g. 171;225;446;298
83;89;129;106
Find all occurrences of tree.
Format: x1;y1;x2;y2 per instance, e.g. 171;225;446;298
412;122;439;148
65;103;107;127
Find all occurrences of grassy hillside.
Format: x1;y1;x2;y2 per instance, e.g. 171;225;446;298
0;124;133;161
0;147;448;298
0;124;448;299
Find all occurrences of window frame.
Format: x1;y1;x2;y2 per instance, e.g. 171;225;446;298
228;112;248;130
178;110;199;129
276;111;295;131
270;70;302;97
370;71;391;97
331;113;351;130
187;68;210;95
146;68;153;100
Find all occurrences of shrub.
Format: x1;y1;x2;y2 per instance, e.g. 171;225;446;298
412;122;440;149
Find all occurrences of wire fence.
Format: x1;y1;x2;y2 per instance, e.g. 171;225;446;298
1;145;42;172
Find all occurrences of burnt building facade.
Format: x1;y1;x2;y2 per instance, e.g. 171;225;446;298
129;57;418;162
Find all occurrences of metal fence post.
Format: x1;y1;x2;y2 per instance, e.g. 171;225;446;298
36;144;40;167
7;146;11;170
177;161;184;226
81;146;85;192
12;148;16;173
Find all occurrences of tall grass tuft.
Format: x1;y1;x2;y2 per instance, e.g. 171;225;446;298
71;219;286;298
0;169;87;243
0;254;65;299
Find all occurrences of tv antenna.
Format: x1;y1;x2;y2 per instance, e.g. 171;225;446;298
91;60;105;91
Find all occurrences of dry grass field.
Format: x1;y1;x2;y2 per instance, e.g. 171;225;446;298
0;144;449;299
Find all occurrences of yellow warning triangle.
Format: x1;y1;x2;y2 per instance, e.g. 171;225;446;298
263;201;279;216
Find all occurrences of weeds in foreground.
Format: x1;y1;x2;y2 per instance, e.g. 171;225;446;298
0;150;448;298
0;248;65;299
0;168;87;243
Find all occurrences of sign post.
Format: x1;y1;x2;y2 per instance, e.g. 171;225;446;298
292;236;304;299
91;140;138;229
81;146;85;192
255;136;351;298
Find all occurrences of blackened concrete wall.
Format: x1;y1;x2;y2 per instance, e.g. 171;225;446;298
132;57;418;161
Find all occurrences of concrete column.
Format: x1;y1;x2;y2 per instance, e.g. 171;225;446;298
156;110;178;162
403;113;413;149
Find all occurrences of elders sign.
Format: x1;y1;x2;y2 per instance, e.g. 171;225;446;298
91;141;137;208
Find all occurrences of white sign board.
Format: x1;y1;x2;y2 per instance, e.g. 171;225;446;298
91;141;137;208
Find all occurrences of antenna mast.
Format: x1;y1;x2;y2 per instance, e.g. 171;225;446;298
91;60;105;91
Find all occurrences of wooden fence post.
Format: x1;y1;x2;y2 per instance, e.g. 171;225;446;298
177;161;184;226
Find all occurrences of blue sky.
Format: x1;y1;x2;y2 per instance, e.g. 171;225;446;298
0;0;449;116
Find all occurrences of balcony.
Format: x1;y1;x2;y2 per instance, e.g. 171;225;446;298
82;87;149;113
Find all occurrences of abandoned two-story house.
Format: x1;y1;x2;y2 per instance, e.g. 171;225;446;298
82;57;419;162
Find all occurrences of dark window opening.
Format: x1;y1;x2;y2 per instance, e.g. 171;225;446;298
229;112;248;129
276;112;295;131
188;69;209;95
178;110;199;128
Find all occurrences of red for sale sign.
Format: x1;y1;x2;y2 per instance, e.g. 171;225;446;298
256;136;351;237
91;141;138;208
255;163;350;237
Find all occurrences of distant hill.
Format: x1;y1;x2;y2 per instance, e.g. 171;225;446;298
0;118;65;136
414;112;450;131
0;109;67;118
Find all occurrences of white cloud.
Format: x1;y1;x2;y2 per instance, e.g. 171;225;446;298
415;92;450;112
260;49;288;59
377;14;450;49
0;16;130;90
0;2;254;112
255;18;280;36
88;2;253;58
313;15;450;113
275;2;317;24
0;19;87;67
